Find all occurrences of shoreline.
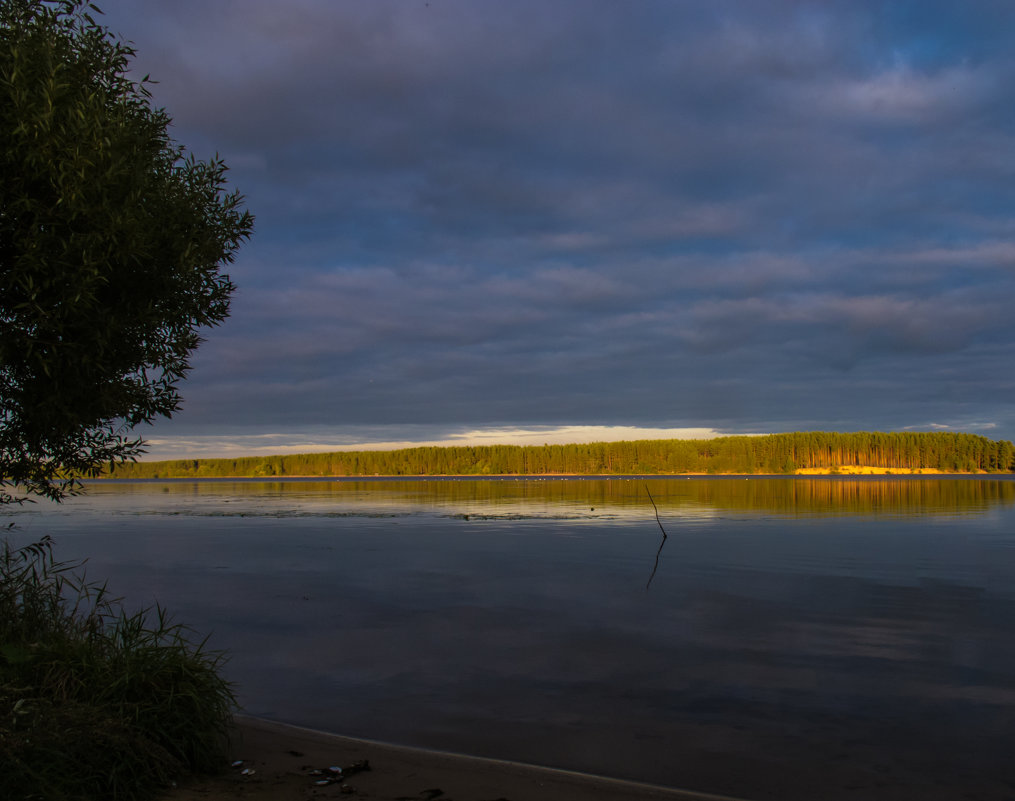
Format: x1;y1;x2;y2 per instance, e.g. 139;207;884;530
92;467;998;481
163;716;749;801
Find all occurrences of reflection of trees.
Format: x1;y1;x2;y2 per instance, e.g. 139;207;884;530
96;477;1015;517
673;477;1015;516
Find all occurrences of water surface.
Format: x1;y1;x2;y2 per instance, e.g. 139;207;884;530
7;477;1015;800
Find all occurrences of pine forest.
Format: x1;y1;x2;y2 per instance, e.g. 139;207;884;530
105;431;1015;479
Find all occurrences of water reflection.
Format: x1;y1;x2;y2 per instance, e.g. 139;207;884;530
78;475;1015;519
8;476;1015;799
644;484;669;589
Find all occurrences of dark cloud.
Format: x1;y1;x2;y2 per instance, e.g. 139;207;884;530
89;0;1015;454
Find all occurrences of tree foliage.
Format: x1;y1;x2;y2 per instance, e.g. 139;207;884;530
1;0;253;503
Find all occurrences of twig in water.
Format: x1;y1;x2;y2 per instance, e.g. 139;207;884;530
645;484;668;590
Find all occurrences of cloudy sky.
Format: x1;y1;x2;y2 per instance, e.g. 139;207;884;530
97;0;1015;459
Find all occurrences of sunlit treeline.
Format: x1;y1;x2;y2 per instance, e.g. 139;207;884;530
107;431;1015;478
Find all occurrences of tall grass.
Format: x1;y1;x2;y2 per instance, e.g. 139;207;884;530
1;536;236;800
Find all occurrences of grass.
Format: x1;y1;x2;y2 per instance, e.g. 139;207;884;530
1;535;237;800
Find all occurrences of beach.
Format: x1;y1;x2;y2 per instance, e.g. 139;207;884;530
161;712;1015;801
162;716;741;801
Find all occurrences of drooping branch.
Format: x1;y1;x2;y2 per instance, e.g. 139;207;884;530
645;484;668;590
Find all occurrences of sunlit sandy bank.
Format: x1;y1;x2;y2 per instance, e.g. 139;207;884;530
793;466;955;475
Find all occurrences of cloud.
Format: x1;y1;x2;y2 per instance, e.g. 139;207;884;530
139;424;728;460
82;0;1015;455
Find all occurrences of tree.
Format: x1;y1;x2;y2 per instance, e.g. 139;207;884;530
1;0;253;503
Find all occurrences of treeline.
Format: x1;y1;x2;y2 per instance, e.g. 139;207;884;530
106;431;1015;479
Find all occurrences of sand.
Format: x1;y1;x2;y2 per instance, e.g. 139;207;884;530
160;716;747;801
793;466;952;475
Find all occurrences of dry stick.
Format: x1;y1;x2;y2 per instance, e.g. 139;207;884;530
645;484;668;590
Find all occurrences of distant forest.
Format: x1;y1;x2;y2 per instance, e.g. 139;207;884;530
106;431;1015;478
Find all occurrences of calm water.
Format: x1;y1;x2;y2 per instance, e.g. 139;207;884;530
7;477;1015;800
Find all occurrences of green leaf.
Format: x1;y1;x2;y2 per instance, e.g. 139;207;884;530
0;643;34;664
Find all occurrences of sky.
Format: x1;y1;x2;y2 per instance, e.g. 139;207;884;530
95;0;1015;459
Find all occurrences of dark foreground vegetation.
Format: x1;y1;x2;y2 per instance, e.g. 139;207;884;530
3;1;252;797
0;537;235;800
109;431;1015;479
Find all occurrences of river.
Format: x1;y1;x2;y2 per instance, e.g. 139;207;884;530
6;476;1015;800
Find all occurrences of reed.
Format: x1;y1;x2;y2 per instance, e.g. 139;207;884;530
0;535;236;800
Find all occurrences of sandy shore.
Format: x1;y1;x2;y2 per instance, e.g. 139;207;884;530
793;466;953;475
161;716;747;801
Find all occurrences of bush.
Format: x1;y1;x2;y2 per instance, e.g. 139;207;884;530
0;536;236;800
